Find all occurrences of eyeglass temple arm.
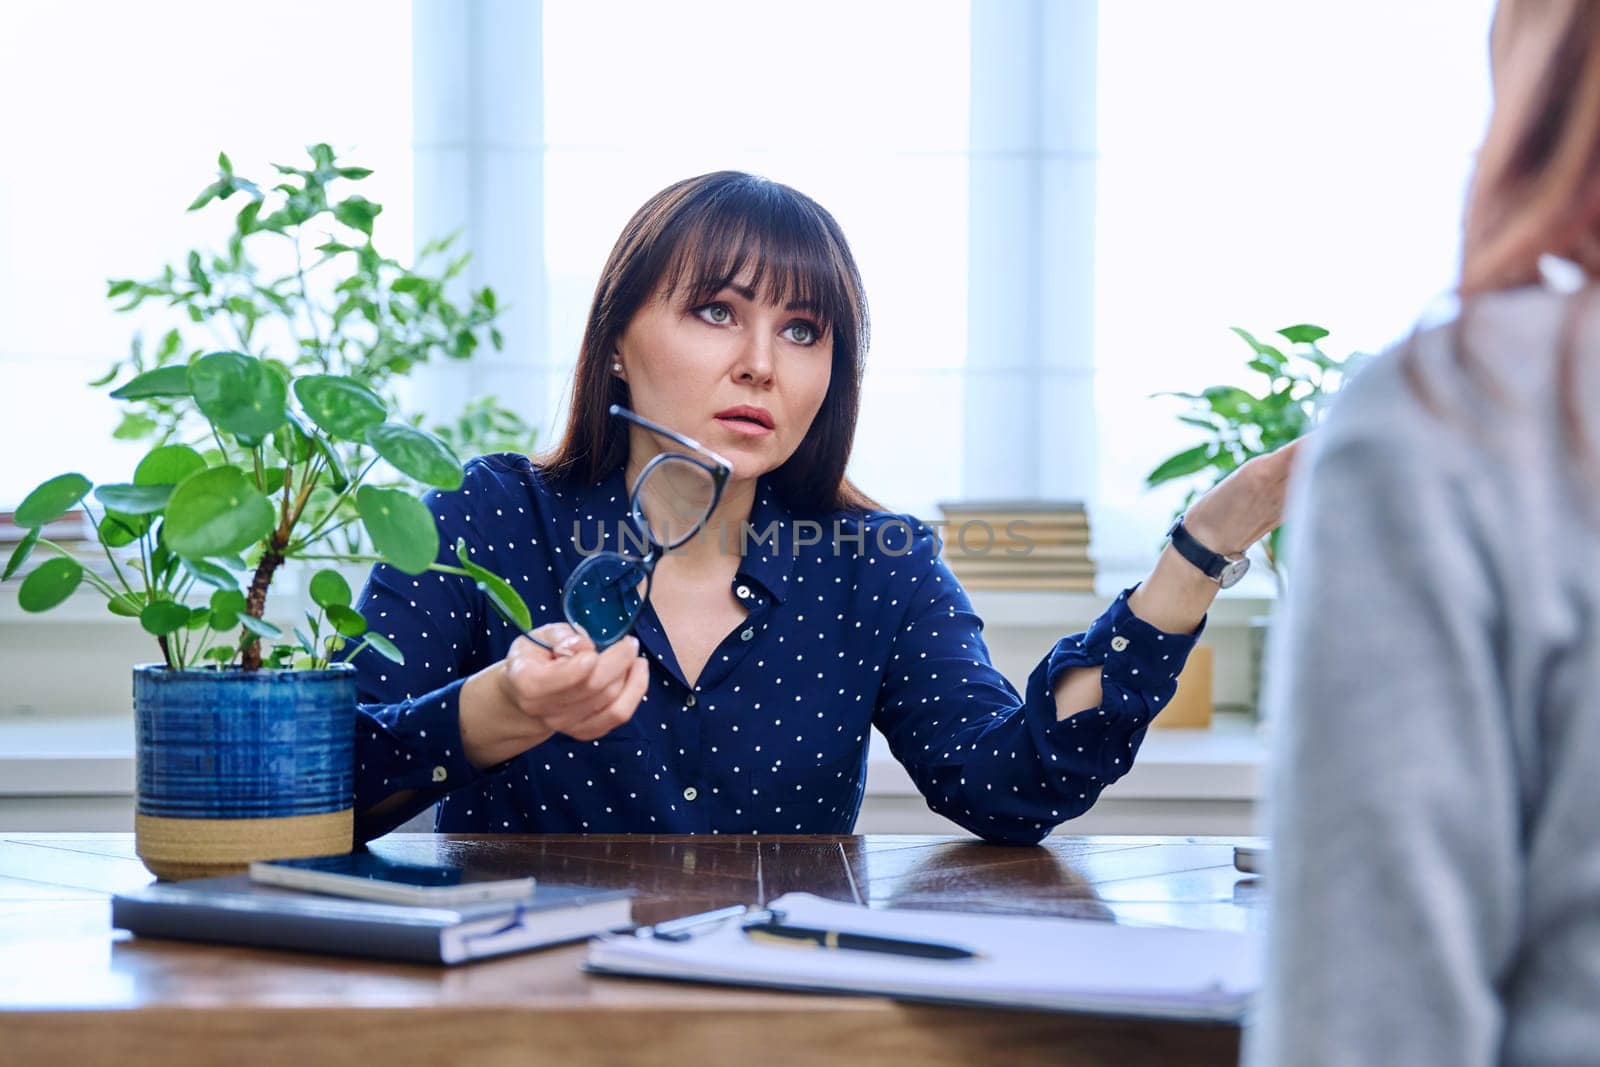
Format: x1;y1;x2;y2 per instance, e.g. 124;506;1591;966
516;628;586;658
608;404;733;473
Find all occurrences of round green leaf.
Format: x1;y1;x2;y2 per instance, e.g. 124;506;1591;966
294;375;387;441
314;434;352;491
356;486;438;575
237;613;283;639
17;556;83;612
94;483;173;515
15;473;91;528
134;444;207;486
186;608;213;631
3;528;39;580
140;599;192;636
209;588;246;630
453;537;533;633
182;557;240;591
98;509;150;548
107;591;146;618
210;588;247;613
109;365;191;400
309;568;352;610
188;351;288;439
326;603;368;638
1277;323;1330;345
365;422;464;490
361;631;405;665
273;411;315;465
163;466;276;558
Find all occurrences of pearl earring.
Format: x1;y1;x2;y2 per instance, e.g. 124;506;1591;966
612;361;622;373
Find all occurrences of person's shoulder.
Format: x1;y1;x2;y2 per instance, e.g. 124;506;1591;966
823;505;946;572
1320;287;1572;462
427;453;550;521
460;452;582;493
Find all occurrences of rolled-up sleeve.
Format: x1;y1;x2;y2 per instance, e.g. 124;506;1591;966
871;521;1202;845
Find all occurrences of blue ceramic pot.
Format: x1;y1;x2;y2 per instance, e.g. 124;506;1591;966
132;664;357;880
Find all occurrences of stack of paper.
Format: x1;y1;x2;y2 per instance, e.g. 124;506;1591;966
587;893;1260;1021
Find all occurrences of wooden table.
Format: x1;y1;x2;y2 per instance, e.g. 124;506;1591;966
0;833;1263;1066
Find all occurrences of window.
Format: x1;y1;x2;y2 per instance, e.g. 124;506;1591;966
1093;0;1497;571
541;1;970;519
0;2;412;507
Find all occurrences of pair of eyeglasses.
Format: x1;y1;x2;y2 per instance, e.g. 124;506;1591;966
522;404;733;654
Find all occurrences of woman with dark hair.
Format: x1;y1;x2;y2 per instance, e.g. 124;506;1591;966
1245;2;1600;1062
350;171;1293;843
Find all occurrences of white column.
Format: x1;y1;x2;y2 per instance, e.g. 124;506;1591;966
964;0;1097;506
411;0;547;433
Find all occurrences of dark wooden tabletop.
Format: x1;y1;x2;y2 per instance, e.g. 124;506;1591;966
0;833;1263;1067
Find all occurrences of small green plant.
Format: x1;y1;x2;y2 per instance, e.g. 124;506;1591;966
94;144;538;552
3;354;537;671
3;147;539;671
1145;323;1348;579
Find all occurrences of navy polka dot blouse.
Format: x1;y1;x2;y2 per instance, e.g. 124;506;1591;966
350;454;1202;845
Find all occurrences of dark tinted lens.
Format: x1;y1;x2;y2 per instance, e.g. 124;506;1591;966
564;553;648;649
633;455;717;550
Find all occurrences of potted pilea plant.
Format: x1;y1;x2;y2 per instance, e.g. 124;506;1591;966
1146;323;1351;718
2;147;538;880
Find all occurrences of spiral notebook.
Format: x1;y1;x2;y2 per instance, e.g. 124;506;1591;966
586;892;1260;1022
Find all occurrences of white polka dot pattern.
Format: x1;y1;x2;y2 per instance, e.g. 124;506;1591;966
347;454;1201;844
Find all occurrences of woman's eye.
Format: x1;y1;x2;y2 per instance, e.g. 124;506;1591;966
783;321;819;345
695;303;733;325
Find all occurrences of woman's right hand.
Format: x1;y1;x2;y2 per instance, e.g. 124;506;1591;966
500;623;651;741
459;622;651;768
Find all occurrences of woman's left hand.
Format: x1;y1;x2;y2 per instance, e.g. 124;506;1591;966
1180;438;1306;555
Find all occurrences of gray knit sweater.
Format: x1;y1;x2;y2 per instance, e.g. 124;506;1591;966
1243;286;1600;1066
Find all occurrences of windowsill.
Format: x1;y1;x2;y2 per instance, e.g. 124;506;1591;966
0;710;1264;802
964;587;1274;629
864;709;1262;802
0;568;1278;628
0;569;1272;804
0;712;135;795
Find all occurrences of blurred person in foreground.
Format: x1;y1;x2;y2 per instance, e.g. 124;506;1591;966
1246;2;1600;1063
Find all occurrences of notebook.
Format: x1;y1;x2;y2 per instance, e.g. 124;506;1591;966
586;892;1260;1021
112;875;633;965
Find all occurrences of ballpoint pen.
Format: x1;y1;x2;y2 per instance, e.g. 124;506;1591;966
634;904;749;942
740;912;978;960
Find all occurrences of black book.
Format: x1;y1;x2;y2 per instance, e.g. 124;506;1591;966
112;875;633;965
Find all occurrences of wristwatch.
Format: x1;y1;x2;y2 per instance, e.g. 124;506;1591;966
1166;517;1251;588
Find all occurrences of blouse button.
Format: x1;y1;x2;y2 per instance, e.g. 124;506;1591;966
685;694;698;708
431;766;448;783
1110;636;1130;652
740;628;754;642
735;584;751;599
683;786;699;802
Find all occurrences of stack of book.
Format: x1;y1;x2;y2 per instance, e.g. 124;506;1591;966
936;499;1095;593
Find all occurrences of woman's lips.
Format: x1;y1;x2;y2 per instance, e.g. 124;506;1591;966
714;415;774;437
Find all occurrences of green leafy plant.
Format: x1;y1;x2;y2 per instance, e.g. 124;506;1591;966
94;144;538;551
3;147;538;671
1145;323;1348;579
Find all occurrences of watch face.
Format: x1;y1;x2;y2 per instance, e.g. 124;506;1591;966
1218;557;1252;589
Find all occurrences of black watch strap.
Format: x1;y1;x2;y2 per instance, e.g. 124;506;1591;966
1167;518;1232;582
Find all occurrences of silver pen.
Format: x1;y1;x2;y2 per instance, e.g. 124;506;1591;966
635;904;751;942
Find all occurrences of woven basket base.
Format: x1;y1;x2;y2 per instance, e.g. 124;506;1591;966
135;809;353;881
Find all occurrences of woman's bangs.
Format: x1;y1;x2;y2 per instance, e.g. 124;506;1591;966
658;204;852;338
